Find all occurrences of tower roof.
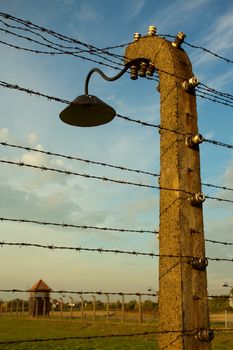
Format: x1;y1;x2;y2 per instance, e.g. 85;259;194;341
29;279;51;292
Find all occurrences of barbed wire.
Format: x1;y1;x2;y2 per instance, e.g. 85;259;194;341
3;11;233;70
1;78;233;151
0;141;160;178
0;330;196;345
1;141;233;193
0;217;157;235
1;328;233;345
0;11;127;59
1;288;233;299
1;241;233;263
159;34;233;66
2;11;233;107
0;241;158;258
205;194;233;204
2;216;233;247
0;39;124;71
0;77;233;150
0;17;129;56
0;289;157;297
204;138;233;150
0;139;233;191
2;158;233;204
205;238;233;246
3;13;233;107
0;158;162;190
0;27;125;69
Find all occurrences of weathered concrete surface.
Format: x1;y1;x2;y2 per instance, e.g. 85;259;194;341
125;35;211;350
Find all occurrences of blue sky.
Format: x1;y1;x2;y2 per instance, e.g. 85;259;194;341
0;0;233;301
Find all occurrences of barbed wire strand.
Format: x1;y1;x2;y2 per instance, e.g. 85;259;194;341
2;216;233;247
2;158;233;204
0;217;157;235
0;141;160;178
3;11;233;70
2;288;233;299
0;17;129;55
2;12;233;104
0;11;136;68
0;27;125;69
0;330;197;345
0;80;233;152
1;241;233;262
1;328;233;345
3;16;233;105
0;288;157;296
159;34;233;66
1;141;233;192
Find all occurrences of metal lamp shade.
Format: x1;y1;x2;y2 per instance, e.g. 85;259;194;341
59;95;116;127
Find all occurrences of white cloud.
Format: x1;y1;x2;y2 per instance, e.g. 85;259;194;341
73;3;102;24
126;0;146;21
27;132;39;145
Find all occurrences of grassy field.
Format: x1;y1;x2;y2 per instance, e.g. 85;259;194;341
0;318;233;349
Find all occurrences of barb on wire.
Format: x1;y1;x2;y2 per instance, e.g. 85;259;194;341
0;24;126;61
0;17;129;56
0;216;157;235
205;194;233;204
2;78;233;153
202;182;233;192
204;138;233;150
0;158;161;190
1;241;233;263
0;241;159;258
0;12;124;57
2;216;233;246
184;40;233;65
0;39;123;71
1;158;233;203
2;11;233;106
0;141;160;178
205;238;233;246
0;330;197;345
0;26;125;69
2;141;233;193
0;288;157;297
159;34;233;66
0;79;70;104
208;295;232;299
1;78;233;155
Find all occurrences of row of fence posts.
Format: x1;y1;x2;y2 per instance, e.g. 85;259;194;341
0;293;155;324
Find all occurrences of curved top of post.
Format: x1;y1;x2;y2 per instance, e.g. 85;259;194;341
124;32;194;88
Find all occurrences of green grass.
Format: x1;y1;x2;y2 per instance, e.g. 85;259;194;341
0;318;159;350
0;318;233;349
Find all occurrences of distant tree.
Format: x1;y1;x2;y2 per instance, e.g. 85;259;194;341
126;300;137;311
209;296;231;313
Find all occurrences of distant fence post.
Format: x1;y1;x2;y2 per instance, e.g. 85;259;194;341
59;297;63;319
22;300;25;316
35;299;38;318
105;294;110;323
80;295;84;322
10;301;13;318
120;293;125;324
137;294;143;324
225;310;228;328
92;295;96;323
16;300;19;317
69;296;73;320
42;298;46;317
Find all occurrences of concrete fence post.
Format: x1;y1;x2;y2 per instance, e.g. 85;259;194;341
125;28;212;349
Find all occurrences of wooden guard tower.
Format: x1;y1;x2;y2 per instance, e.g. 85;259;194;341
29;279;51;317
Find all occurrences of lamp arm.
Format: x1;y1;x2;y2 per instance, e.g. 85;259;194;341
84;65;129;95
